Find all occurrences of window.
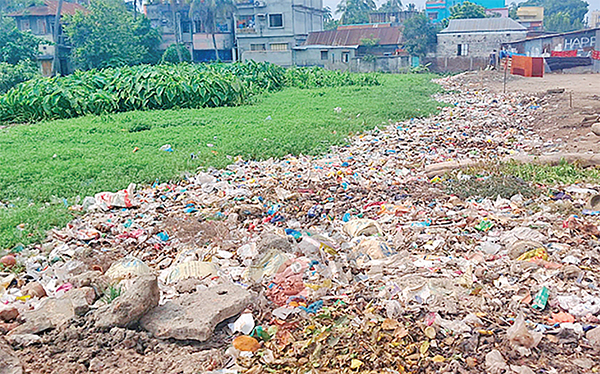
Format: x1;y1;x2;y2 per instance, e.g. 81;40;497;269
37;19;47;34
268;13;283;28
250;43;266;51
457;44;468;56
321;50;328;60
429;12;438;20
20;19;30;31
237;15;255;32
270;43;288;51
342;52;350;63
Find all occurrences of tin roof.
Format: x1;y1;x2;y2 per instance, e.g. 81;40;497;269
440;18;527;33
304;25;404;46
8;0;88;17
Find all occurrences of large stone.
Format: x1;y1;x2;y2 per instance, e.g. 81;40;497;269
65;287;96;316
140;282;255;341
94;274;159;329
257;234;292;254
8;297;74;336
0;338;22;374
0;305;19;322
586;326;600;347
591;123;600;137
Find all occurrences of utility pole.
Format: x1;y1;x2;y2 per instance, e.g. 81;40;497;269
52;0;64;76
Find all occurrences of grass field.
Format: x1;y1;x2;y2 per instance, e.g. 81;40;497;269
0;74;441;249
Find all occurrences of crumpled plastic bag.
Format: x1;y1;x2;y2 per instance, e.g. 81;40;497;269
506;313;542;349
104;256;151;282
343;219;383;237
485;349;508;374
94;183;137;210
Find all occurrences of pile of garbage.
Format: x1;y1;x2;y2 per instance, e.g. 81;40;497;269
2;72;600;373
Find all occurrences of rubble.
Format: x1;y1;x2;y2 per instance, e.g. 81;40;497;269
2;71;600;372
94;275;159;329
140;282;255;341
0;338;22;374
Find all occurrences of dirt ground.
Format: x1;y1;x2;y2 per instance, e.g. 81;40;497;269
460;71;600;153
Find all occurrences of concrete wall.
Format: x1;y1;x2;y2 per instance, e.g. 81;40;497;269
437;30;527;59
430;56;490;72
294;48;356;70
351;55;411;73
242;50;293;66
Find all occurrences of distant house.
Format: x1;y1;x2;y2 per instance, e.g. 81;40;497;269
235;0;324;66
296;24;412;72
435;18;527;71
368;10;420;24
8;0;88;76
144;3;235;62
516;6;544;34
426;0;505;23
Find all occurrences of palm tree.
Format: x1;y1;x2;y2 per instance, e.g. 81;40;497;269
169;0;183;62
336;0;376;25
189;0;235;61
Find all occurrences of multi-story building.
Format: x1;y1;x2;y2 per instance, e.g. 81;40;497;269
590;10;600;28
235;0;324;66
7;0;88;75
516;6;544;33
144;2;235;62
426;0;505;23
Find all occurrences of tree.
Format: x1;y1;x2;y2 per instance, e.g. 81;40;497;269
519;0;588;32
378;0;402;12
189;0;235;61
323;6;339;30
336;0;376;25
402;13;439;57
64;0;161;70
160;43;191;63
508;2;518;19
449;1;487;19
0;16;41;64
0;16;41;92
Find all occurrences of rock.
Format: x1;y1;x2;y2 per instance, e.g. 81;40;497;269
65;287;96;316
21;281;47;298
586;326;600;347
94;274;159;329
6;333;42;347
0;255;16;268
68;270;109;296
174;277;204;293
8;297;74;336
0;338;22;374
257;234;292;254
141;282;255;341
0;305;19;322
591;123;600;137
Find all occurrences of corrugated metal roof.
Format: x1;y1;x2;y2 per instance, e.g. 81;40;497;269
304;25;404;46
440;18;527;33
8;0;88;17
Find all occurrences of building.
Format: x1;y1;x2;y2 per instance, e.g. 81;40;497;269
435;18;527;71
516;6;544;33
7;0;88;75
235;0;324;66
503;27;600;73
144;3;235;62
295;24;412;72
426;0;505;23
590;11;600;28
368;10;420;24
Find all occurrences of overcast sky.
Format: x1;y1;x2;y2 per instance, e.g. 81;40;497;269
323;0;600;19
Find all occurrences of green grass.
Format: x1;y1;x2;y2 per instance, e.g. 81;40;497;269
503;161;600;185
0;74;441;250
